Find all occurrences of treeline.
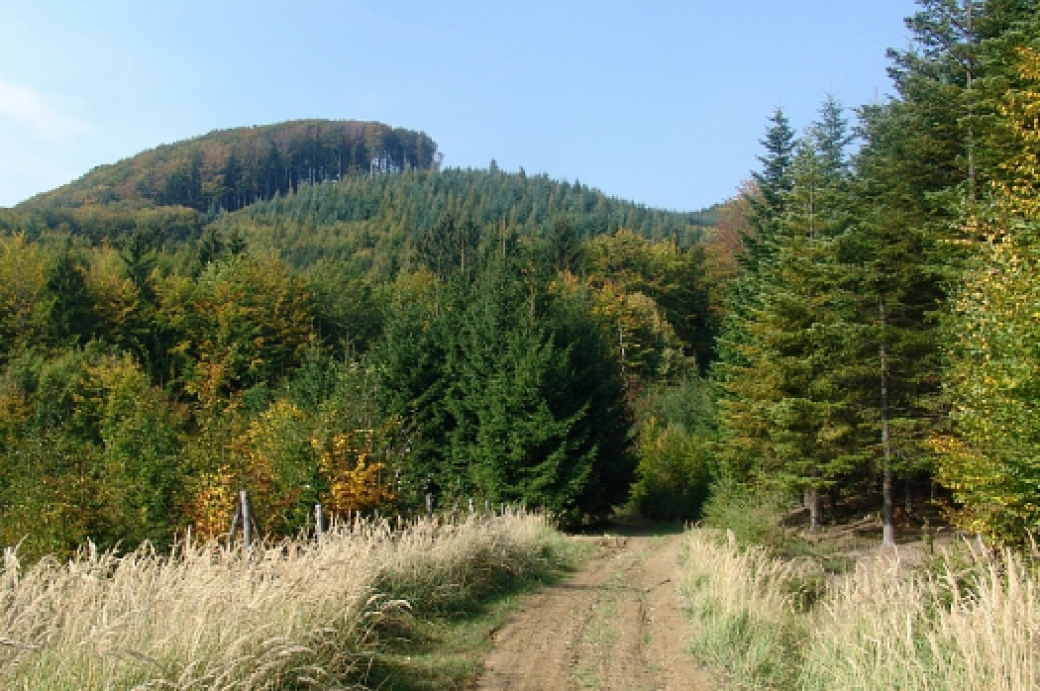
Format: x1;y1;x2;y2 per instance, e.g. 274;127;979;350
712;0;1040;546
212;167;715;278
19;120;439;214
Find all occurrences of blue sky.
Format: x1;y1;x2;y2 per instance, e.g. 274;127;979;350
0;1;916;212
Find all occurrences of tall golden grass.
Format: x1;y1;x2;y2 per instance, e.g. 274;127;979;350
680;529;810;688
802;540;1039;690
0;511;562;690
681;529;1040;690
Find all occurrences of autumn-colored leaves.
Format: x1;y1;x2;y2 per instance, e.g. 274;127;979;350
936;48;1040;544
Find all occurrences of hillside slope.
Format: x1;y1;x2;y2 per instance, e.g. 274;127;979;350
18;119;439;214
215;167;714;270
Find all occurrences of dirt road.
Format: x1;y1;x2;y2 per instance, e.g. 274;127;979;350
475;529;712;690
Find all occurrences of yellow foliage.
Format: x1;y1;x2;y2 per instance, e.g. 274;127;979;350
231;401;309;533
313;431;395;517
0;376;30;445
83;248;139;332
184;466;236;542
0;233;48;347
997;48;1040;219
938;47;1040;543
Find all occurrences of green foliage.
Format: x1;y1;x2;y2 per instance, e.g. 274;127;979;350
376;257;635;523
700;478;796;553
710;3;1040;535
0;346;185;560
713;100;865;525
712;108;799;485
628;376;716;521
628;418;711;521
752;107;798;223
43;241;98;348
217;168;707;276
306;260;384;357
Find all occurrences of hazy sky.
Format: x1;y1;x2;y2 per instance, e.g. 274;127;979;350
0;1;916;211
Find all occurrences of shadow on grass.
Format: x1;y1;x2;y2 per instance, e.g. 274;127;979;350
355;520;675;689
360;567;576;690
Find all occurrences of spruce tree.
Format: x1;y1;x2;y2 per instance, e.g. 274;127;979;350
715;100;857;527
44;242;97;348
751;108;799;226
375;252;634;522
834;168;943;546
713;109;799;485
841;0;1039;545
761;111;858;530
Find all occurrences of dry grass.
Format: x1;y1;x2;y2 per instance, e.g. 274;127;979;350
802;541;1039;691
681;529;1040;690
0;511;563;690
680;529;810;688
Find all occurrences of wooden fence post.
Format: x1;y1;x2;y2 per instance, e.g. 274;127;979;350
314;503;324;542
426;493;434;519
228;502;241;545
239;490;252;555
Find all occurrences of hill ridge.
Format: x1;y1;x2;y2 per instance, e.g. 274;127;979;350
18;119;440;213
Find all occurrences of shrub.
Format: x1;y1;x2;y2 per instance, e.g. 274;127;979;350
629;417;711;521
701;478;798;553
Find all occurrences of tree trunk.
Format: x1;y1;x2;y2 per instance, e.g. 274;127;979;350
905;475;914;517
805;487;821;531
879;295;896;548
966;0;977;201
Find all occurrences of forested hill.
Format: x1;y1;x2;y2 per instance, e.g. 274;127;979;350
211;167;716;270
17;119;439;214
3;118;715;274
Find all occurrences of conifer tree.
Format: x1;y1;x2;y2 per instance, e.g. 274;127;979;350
715;100;856;527
44;242;97;348
761;108;858;529
743;109;799;272
376;252;633;522
713;109;799;485
842;0;1039;545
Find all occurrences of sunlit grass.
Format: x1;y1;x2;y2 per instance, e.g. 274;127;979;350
0;511;569;689
681;528;1040;690
680;529;809;689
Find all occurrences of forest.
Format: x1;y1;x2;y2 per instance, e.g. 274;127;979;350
3;0;1040;564
714;0;1040;548
0;122;719;561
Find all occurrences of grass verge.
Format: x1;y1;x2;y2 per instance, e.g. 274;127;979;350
0;511;578;690
362;585;542;690
680;528;1040;690
362;531;587;690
